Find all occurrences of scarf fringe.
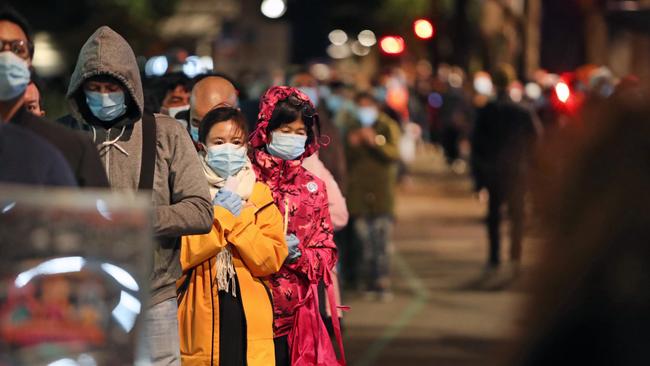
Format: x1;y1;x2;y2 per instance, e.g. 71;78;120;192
215;245;237;297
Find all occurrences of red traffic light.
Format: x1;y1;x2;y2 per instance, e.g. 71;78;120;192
414;19;435;39
380;36;405;55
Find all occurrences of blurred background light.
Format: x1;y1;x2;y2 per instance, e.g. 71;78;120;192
414;19;435;39
327;43;352;59
357;30;377;47
473;71;493;95
555;81;571;103
525;82;542;100
328;29;348;46
144;56;168;77
379;36;405;55
32;32;65;77
261;0;287;19
351;41;371;56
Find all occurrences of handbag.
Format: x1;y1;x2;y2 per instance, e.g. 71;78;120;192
288;274;346;366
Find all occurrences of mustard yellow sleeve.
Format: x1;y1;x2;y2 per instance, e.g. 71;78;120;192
179;206;236;271
226;203;288;277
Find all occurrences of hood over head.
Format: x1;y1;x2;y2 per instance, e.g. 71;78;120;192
249;86;320;160
66;26;143;128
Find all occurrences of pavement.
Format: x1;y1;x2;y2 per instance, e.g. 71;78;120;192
341;148;540;366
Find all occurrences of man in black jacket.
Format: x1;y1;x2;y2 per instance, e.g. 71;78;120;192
0;6;108;187
471;65;541;271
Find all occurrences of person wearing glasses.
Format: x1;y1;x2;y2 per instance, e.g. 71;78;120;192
0;6;108;188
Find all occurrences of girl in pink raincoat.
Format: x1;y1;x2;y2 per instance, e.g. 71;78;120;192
249;86;345;366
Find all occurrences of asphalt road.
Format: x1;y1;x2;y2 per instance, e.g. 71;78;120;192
342;149;540;366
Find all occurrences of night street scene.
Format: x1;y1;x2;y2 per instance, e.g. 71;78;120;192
0;0;649;365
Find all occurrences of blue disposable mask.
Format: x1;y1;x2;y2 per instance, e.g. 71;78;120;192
206;143;248;178
373;87;387;103
0;51;30;101
267;132;307;161
298;87;319;108
357;106;379;127
85;91;127;121
190;126;199;142
326;95;343;113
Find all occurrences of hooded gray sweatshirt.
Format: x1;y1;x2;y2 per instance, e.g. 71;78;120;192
67;26;213;306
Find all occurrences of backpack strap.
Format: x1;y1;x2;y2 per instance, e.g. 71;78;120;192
138;113;157;191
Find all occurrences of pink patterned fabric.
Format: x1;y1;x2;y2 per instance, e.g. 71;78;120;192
249;87;337;337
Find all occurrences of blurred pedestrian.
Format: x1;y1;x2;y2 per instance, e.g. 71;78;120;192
470;64;540;272
24;81;44;117
189;75;238;143
66;26;213;365
343;92;401;299
513;90;650;366
177;106;287;366
249;86;343;366
291;70;347;189
159;72;192;127
0;6;108;188
439;69;472;166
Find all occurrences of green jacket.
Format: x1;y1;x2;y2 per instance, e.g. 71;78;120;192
344;112;401;217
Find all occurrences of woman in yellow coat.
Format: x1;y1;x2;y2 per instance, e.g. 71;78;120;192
177;106;288;366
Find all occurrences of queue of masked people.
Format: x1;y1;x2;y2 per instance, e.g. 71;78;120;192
0;4;410;365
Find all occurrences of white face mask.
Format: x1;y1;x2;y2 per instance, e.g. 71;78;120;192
167;104;190;120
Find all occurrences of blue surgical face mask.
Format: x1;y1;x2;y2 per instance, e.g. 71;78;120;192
190;125;199;142
206;143;248;178
0;51;30;101
298;87;319;108
267;132;307;161
326;95;343;113
85;91;127;121
373;87;387;103
357;106;379;127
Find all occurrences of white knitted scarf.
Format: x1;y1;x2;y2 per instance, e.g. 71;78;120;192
201;154;256;297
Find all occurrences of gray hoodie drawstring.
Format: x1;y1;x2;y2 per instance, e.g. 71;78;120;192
91;125;130;156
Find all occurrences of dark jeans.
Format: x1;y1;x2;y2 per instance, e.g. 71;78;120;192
441;126;460;164
487;185;525;266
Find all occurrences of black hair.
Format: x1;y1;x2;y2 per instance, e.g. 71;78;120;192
199;106;248;144
266;93;320;145
0;5;34;58
161;72;192;94
355;91;377;104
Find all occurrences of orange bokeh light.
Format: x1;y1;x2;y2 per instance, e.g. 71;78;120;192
380;36;405;55
414;19;435;39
